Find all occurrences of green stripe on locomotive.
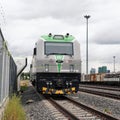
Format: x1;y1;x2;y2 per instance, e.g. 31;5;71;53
41;34;75;42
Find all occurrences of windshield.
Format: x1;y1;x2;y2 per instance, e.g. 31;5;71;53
45;42;73;55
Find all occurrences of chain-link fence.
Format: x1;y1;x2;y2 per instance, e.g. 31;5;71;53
0;29;17;106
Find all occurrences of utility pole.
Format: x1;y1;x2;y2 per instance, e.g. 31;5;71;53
84;15;90;74
113;56;115;73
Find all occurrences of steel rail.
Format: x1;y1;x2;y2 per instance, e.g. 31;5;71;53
32;84;119;120
47;97;80;120
32;84;79;119
79;88;120;100
80;85;120;91
65;96;119;120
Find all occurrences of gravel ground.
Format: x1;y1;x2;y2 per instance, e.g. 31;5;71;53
21;85;56;120
68;91;120;119
21;84;120;120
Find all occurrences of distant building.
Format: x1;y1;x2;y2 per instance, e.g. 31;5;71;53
98;66;108;73
107;70;110;73
102;66;107;73
98;67;102;73
90;68;96;74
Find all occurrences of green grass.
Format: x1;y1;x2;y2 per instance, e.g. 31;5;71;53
2;95;26;120
20;85;28;92
104;108;112;114
20;80;29;92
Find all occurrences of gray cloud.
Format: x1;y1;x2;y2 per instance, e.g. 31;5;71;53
4;0;95;25
92;22;120;44
1;0;120;73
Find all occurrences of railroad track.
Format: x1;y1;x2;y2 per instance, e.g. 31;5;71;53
32;84;119;120
44;95;119;120
79;85;120;91
79;87;120;100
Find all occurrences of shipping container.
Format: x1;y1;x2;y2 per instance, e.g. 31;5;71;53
90;74;97;81
101;73;106;81
96;74;101;81
84;74;90;81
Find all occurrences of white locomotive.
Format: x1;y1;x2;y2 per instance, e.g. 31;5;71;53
30;33;81;94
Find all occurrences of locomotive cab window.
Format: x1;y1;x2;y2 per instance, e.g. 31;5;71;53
44;42;74;56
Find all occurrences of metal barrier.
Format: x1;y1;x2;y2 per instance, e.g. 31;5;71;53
9;56;17;95
0;28;17;108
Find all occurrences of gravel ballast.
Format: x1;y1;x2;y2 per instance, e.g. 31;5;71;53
21;85;56;120
68;91;120;119
21;84;120;120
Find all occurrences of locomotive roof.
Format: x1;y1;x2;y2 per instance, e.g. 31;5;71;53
41;34;75;42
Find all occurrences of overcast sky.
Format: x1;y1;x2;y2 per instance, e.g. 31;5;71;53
0;0;120;73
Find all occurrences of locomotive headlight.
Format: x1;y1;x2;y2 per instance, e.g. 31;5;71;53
45;64;49;72
46;82;49;85
49;82;52;85
66;81;69;86
70;82;72;86
70;64;74;72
